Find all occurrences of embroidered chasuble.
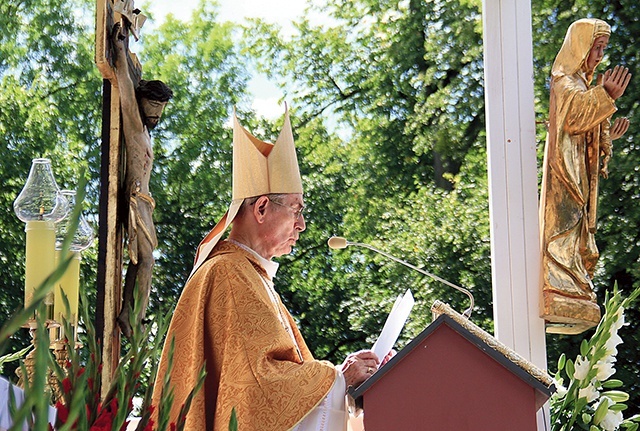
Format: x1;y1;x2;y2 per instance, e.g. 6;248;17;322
152;240;337;430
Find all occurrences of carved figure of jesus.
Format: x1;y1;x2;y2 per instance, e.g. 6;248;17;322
112;23;173;338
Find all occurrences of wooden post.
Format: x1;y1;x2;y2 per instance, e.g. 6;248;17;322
95;0;121;398
96;76;124;397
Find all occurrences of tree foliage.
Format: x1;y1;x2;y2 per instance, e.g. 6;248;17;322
0;0;102;371
136;2;250;309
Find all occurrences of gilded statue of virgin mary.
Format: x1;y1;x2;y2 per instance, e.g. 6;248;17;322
540;18;631;334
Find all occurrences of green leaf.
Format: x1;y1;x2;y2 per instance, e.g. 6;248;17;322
565;359;575;381
593;398;611;425
609;403;628;412
0;345;32;373
229;407;238;431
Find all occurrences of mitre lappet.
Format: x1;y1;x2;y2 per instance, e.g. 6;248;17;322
190;106;303;277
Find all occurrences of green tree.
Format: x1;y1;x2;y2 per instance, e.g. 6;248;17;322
245;0;485;192
0;0;101;375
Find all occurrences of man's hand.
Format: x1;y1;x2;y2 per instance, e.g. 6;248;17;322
602;65;632;100
380;349;396;366
340;350;380;388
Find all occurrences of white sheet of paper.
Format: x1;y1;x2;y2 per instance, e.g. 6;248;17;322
371;289;414;360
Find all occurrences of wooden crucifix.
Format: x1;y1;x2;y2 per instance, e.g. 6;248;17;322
95;0;168;398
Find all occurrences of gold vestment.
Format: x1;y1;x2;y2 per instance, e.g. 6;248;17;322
152;240;336;430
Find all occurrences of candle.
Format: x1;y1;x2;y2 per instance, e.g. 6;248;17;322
24;220;56;308
53;250;81;329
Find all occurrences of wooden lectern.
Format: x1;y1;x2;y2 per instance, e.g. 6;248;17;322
349;301;555;431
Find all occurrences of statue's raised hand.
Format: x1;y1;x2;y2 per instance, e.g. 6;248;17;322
602;65;631;100
610;117;629;141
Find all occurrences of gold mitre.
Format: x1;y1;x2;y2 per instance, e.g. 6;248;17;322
190;106;302;277
232;107;303;199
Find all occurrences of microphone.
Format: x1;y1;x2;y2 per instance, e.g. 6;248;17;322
328;236;474;318
327;236;348;250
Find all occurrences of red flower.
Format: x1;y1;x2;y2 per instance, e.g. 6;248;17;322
90;398;118;431
55;401;69;425
61;377;72;394
142;418;154;431
170;423;177;431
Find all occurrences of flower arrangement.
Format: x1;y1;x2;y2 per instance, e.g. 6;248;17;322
0;180;205;431
549;285;640;431
1;287;205;431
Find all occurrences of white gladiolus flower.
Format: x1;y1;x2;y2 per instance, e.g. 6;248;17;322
553;377;567;397
604;331;623;356
578;383;600;403
573;355;590;381
600;409;624;431
612;307;626;330
596;359;616;381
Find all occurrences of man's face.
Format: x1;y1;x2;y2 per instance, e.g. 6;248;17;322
585;35;609;72
140;98;167;130
262;193;306;259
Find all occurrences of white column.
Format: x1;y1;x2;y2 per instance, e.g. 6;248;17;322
482;0;549;428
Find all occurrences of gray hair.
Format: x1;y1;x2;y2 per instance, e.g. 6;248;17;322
239;193;289;213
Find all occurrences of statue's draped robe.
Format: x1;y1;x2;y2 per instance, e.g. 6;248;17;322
540;19;616;330
152;241;336;430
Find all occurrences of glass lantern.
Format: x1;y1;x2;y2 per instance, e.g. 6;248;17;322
13;158;69;310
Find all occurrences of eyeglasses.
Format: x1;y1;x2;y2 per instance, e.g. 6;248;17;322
269;199;305;220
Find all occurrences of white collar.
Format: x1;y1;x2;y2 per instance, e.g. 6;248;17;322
227;239;279;280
